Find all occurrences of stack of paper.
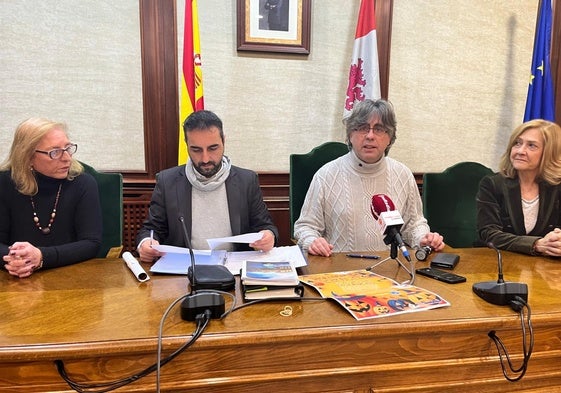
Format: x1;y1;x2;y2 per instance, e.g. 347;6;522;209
240;260;304;300
149;241;307;276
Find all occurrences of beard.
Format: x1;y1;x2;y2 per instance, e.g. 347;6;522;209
193;160;221;178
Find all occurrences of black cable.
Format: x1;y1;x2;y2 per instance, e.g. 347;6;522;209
487;296;533;382
199;289;236;318
55;294;212;393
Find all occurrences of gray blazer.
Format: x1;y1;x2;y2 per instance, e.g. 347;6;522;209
136;165;279;251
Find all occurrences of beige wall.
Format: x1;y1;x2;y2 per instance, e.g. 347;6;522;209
388;1;536;172
0;0;537;173
0;0;144;170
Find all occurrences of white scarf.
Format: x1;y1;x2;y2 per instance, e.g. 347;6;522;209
185;156;231;191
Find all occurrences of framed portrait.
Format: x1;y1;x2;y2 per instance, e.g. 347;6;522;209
236;0;311;54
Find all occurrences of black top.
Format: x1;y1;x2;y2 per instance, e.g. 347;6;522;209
0;170;102;269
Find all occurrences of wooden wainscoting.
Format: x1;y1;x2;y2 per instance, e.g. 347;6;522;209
122;183;154;254
121;172;423;254
257;172;291;246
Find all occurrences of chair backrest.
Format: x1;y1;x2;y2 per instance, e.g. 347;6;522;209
80;162;124;258
289;142;349;239
422;161;493;248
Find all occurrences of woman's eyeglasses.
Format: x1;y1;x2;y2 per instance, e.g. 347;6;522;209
35;143;78;159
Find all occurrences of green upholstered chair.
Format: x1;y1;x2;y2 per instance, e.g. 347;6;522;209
422;161;493;248
80;162;124;258
289;142;349;240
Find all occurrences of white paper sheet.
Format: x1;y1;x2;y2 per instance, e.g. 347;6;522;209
149;245;307;275
223;246;307;275
206;232;263;249
149;249;226;275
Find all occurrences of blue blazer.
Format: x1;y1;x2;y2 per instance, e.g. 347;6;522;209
136;165;279;251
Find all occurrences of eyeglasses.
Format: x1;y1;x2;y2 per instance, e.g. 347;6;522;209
35;143;78;159
353;124;388;136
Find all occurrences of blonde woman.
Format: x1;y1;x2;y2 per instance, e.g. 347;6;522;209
1;118;102;278
477;119;561;256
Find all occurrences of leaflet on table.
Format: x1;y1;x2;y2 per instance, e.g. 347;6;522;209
149;244;307;275
300;270;450;321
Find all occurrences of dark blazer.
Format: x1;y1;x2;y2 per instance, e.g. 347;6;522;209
476;173;561;255
136;165;279;251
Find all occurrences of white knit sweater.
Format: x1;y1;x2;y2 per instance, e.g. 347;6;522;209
294;151;430;253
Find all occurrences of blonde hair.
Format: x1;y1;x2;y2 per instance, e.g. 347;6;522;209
0;118;83;195
499;119;561;185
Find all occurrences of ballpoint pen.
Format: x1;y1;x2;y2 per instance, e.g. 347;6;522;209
150;230;154;246
346;253;380;260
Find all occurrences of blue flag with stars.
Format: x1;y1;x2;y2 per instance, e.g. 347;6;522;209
523;0;555;122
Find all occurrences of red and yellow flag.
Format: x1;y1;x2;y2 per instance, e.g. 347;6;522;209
178;0;204;164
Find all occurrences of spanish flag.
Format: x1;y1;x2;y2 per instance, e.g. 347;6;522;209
178;0;204;165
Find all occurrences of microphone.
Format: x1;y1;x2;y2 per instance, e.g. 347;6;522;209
178;215;225;321
414;245;433;262
123;251;150;282
472;243;528;306
370;194;411;262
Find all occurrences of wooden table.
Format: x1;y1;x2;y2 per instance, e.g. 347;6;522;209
1;247;561;392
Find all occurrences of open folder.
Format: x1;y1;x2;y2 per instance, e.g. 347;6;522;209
149;245;307;275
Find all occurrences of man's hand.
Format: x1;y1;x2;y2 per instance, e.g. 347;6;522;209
138;238;162;263
250;230;275;252
420;232;445;252
307;237;334;257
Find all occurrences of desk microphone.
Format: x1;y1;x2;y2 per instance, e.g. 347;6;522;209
370;194;411;262
472;242;528;306
178;215;225;321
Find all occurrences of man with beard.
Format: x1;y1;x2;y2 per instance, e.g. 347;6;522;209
136;110;278;263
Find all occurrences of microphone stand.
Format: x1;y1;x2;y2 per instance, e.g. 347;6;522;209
367;238;415;285
178;216;225;321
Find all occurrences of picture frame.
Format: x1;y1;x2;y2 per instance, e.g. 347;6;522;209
236;0;311;54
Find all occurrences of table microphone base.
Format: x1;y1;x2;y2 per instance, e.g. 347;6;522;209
472;281;528;306
181;292;225;321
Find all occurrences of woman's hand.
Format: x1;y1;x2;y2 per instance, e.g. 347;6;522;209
534;228;561;257
3;242;43;278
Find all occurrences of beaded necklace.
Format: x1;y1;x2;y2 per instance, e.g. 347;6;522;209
30;183;62;235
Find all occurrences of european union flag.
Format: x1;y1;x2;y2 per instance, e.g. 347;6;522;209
523;0;555;122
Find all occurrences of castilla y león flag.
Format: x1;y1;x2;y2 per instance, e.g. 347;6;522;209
344;0;381;118
178;0;204;165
